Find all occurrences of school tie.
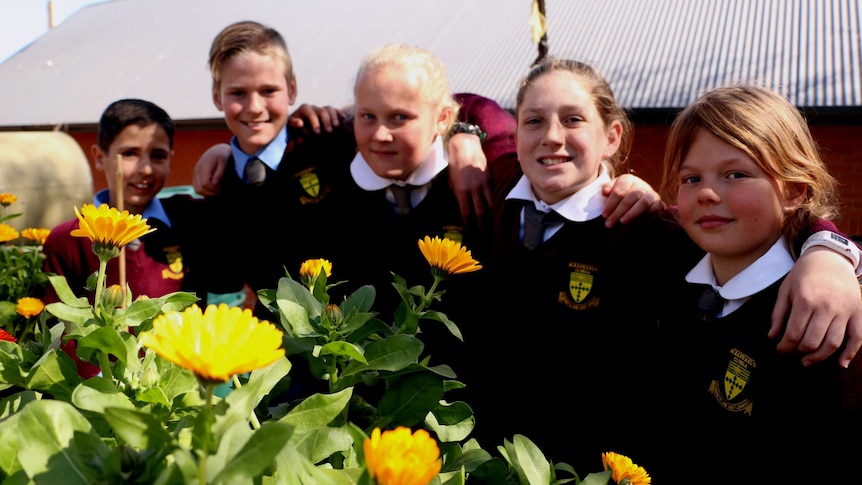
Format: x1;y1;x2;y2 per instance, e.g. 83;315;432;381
389;184;415;216
244;157;267;186
523;203;562;250
696;285;726;321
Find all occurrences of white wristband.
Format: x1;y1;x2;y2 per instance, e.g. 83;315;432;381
799;231;861;270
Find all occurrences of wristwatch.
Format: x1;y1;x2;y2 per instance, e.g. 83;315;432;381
800;230;861;269
449;121;486;142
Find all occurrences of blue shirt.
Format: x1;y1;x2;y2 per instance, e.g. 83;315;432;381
230;126;289;182
93;188;171;228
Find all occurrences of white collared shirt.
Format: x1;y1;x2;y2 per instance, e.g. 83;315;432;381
506;164;611;242
350;137;447;208
685;237;794;317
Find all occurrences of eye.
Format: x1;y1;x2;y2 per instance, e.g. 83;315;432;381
120;149;138;158
727;171;749;180
563;115;584;125
680;174;700;185
359;113;376;122
522;117;542;126
150;150;170;162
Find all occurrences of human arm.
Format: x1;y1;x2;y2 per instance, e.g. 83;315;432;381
450;93;517;227
773;224;862;368
600;174;665;228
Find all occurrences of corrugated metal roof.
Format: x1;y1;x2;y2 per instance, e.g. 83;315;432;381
0;0;859;129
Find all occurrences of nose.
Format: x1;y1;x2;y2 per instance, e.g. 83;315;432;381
541;119;565;145
136;156;154;176
697;182;720;204
372;123;393;142
247;93;265;114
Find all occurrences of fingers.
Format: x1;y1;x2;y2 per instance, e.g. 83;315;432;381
839;314;862;368
287;104;342;134
600;175;661;227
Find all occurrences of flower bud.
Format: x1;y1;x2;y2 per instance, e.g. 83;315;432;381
325;304;343;324
140;366;160;387
103;285;126;309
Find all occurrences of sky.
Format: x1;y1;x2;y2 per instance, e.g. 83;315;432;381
0;0;111;63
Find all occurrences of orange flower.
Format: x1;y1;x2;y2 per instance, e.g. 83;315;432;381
21;227;51;245
418;236;481;277
16;297;45;319
364;427;441;485
0;223;19;243
0;329;17;343
602;451;651;485
0;193;17;207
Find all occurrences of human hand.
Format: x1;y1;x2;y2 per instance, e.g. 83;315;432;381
192;143;232;197
772;246;862;367
600;173;664;227
447;133;493;228
288;104;345;134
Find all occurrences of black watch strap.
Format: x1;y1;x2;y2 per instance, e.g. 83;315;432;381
449;121;486;142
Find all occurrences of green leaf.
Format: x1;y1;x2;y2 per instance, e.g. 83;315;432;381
421;310;463;341
580;470;612;485
281;388;353;434
0;341;25;389
0;409;24;478
342;285;376;314
105;408;174;451
277;298;321;338
342;334;423;376
277;277;323;318
214;422;293;484
113;298;167;329
291;424;352;464
47;275;90;308
23;349;80;401
76;326;140;372
509;434;552;485
318;341;367;364
70;380;136;414
17;400;105;484
377;371;444;427
45;302;94;326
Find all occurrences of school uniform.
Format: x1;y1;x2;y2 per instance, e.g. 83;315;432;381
644;240;862;484
43;190;216;302
463;164;699;472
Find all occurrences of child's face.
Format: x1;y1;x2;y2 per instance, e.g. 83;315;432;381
93;123;171;215
212;52;296;155
353;64;451;181
515;70;621;204
676;128;803;278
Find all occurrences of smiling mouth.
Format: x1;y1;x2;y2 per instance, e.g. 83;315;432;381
538;157;572;166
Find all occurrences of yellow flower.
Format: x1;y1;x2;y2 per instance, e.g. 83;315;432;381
0;328;17;343
21;227;50;245
602;451;651;485
363;427;441;485
16;297;45;319
300;258;332;279
70;203;155;251
0;223;19;243
0;193;17;207
139;304;285;384
418;236;482;276
103;284;126;309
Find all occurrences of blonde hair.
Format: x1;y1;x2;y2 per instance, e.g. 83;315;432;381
515;58;633;176
354;43;459;130
659;84;838;251
208;20;295;93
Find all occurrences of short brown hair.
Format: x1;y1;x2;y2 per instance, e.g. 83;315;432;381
208;20;295;92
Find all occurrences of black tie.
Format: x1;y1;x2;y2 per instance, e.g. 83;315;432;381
697;286;726;321
244;157;267;186
523;204;562;250
390;184;415;216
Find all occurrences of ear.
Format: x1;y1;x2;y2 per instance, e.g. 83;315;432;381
91;145;107;171
212;86;224;111
287;77;298;106
436;105;454;137
782;182;808;213
604;120;623;158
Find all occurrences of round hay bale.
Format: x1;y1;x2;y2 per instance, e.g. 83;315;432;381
0;132;92;232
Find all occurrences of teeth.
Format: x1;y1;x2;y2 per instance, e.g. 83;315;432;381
539;158;568;166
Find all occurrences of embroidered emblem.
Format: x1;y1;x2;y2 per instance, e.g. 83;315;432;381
568;269;593;303
559;262;599;310
161;246;185;281
708;347;755;415
443;225;464;243
299;171;320;198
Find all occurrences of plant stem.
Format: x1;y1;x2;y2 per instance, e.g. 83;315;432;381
231;374;261;429
97;351;114;381
95;258;108;313
199;384;215;485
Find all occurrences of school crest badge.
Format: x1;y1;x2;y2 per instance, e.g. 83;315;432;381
708;347;755;414
300;172;321;198
161;246;185;281
559;262;599;310
568;269;593;303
